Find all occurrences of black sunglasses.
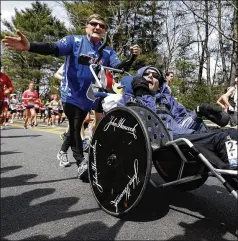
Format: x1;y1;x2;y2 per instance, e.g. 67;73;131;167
88;22;106;29
144;71;160;79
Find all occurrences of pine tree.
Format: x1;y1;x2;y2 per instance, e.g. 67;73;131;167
60;0;165;71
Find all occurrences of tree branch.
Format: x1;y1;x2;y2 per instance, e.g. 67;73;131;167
181;0;238;43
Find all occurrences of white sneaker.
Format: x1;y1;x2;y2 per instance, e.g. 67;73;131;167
57;151;71;167
10;120;13;124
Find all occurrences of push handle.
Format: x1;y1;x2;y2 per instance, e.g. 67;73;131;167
78;54;91;65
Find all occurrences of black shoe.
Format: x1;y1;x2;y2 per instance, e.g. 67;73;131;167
197;103;230;127
197;103;221;117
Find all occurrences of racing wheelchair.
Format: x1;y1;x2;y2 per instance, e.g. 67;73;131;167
79;37;238;218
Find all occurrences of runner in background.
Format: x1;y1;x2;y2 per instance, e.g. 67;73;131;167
34;97;41;126
57;98;64;125
4;94;11;127
22;82;38;129
39;99;46;123
9;94;18;124
49;94;61;127
45;97;52;126
165;71;174;93
16;101;24;120
54;64;92;150
216;77;238;126
0;72;14;129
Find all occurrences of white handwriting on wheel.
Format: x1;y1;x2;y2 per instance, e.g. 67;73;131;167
110;159;140;213
103;116;138;139
91;140;103;193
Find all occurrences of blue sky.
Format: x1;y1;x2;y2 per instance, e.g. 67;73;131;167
1;1;71;30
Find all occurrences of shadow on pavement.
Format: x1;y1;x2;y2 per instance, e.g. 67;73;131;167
0;165;22;173
2;127;25;130
1;173;78;189
167;218;237;241
1;135;42;138
2;220;125;241
0;151;23;155
1;188;101;238
166;182;238;240
121;183;170;222
1;170;237;240
122;179;237;240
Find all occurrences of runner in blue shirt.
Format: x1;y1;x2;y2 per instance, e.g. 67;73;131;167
56;34;122;111
2;14;141;180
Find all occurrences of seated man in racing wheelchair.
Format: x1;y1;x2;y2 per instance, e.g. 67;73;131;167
101;65;237;170
81;65;237;216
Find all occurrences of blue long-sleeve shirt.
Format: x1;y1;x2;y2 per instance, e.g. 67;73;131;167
55;35;121;111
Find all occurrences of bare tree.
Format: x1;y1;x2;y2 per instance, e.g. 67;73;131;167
217;0;229;83
230;0;238;81
181;0;236;84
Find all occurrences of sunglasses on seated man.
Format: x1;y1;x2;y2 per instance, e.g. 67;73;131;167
143;70;160;80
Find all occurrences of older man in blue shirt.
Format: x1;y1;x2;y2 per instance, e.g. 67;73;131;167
2;14;141;179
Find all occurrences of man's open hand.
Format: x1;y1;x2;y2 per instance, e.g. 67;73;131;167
2;30;30;51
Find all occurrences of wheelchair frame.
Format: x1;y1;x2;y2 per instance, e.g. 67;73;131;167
152;137;237;199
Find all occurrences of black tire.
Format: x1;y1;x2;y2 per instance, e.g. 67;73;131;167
88;107;152;216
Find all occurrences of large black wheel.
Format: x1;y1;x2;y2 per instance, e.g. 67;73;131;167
88;107;152;216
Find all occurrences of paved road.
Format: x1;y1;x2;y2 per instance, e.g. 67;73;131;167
1;123;238;240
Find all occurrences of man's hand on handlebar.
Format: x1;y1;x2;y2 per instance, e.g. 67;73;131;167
114;44;141;71
130;44;141;56
78;54;92;65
